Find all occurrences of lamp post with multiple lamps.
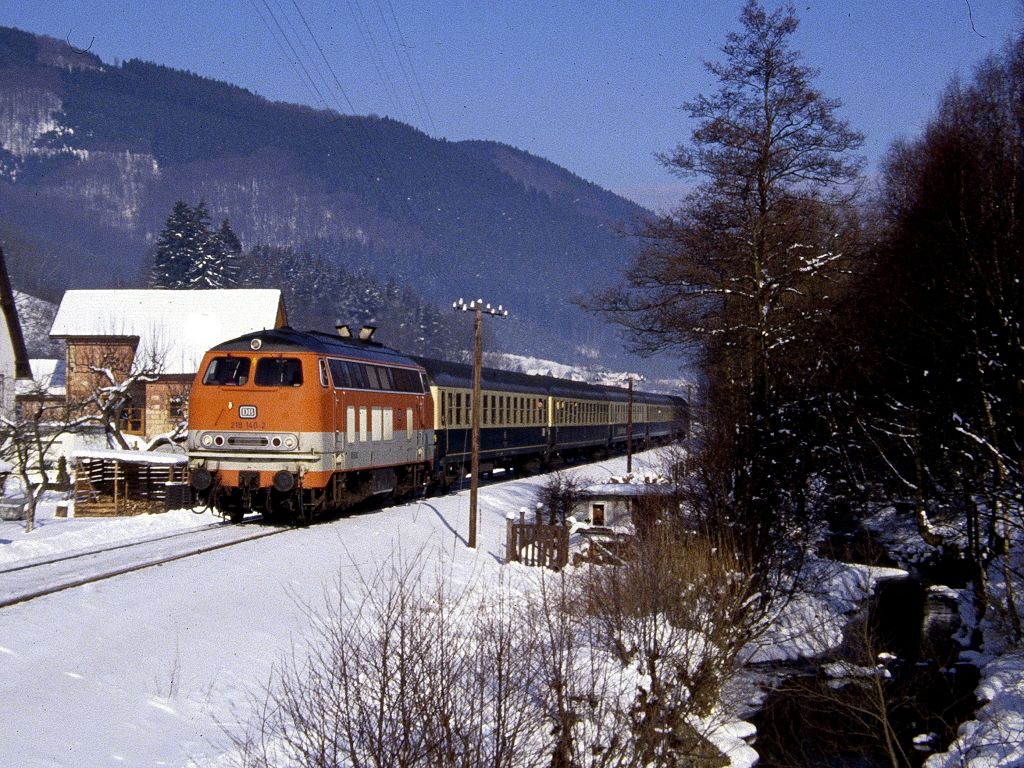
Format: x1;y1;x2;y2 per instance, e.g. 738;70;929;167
452;298;508;549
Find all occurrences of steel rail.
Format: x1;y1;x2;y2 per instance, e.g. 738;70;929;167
0;524;288;610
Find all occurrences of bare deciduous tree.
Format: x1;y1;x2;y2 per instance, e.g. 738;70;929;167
593;1;864;576
0;378;90;532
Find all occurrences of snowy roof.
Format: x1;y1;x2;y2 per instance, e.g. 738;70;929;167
71;448;188;465
16;358;67;397
49;289;285;375
578;482;678;498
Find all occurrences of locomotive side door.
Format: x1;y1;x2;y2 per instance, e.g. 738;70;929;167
325;359;344;459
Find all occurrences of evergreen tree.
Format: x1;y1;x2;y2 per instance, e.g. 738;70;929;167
151;202;243;289
189;217;242;288
150;200;199;288
215;218;242;256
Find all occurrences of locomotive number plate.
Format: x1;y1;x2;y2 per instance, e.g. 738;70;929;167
238;405;258;419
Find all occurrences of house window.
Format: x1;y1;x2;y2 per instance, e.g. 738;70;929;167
168;395;186;422
120;406;144;435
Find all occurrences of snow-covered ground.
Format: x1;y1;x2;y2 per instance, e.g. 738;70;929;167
3;452;1022;767
3;451;731;767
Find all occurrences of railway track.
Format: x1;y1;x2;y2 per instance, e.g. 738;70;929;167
0;518;289;609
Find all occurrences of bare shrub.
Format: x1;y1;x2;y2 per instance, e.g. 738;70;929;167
576;523;755;767
231;529;755;768
535;472;585;526
231;555;549;768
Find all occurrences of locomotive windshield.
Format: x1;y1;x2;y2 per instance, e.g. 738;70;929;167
202;356;251;386
255;357;304;387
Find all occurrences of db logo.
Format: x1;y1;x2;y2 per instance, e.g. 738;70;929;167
238;405;258;419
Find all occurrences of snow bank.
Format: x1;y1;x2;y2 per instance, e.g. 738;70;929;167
743;558;907;664
925;650;1024;768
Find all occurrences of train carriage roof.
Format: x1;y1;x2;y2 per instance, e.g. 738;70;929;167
412;356;552;396
204;330;686;409
414;355;686;407
208;327;425;369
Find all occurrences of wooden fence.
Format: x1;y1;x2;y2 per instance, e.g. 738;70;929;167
505;514;569;569
72;451;191;516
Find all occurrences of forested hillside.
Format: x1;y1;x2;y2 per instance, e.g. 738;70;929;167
0;26;651;370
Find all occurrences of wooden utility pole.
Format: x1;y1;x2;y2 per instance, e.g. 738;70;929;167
453;298;508;548
685;382;694;472
626;377;633;474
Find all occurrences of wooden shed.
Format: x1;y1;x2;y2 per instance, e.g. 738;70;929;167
71;449;191;516
572;480;680;528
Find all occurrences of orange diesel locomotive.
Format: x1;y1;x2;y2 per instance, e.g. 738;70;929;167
187;326;433;523
189;326;689;523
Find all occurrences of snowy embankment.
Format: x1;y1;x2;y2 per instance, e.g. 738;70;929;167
4;456;1017;767
861;504;1024;767
2;450;758;768
925;650;1024;768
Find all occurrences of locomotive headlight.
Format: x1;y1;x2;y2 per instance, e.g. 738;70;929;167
284;435;297;449
201;433;214;448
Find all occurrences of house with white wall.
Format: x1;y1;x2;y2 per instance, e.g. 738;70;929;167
49;289;287;442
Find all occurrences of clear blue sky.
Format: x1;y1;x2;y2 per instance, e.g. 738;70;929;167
1;1;1020;210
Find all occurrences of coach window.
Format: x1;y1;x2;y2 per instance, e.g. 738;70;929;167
255;357;303;386
392;368;417;393
202;356;250;386
319;360;329;387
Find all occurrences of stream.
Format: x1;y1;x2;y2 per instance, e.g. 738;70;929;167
748;526;980;767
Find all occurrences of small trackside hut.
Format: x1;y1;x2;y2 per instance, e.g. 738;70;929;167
187;326;433;523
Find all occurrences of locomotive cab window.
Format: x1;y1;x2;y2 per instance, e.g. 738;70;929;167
202;356;251;386
255;357;304;387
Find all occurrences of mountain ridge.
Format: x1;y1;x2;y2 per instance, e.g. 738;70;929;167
0;26;668;374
